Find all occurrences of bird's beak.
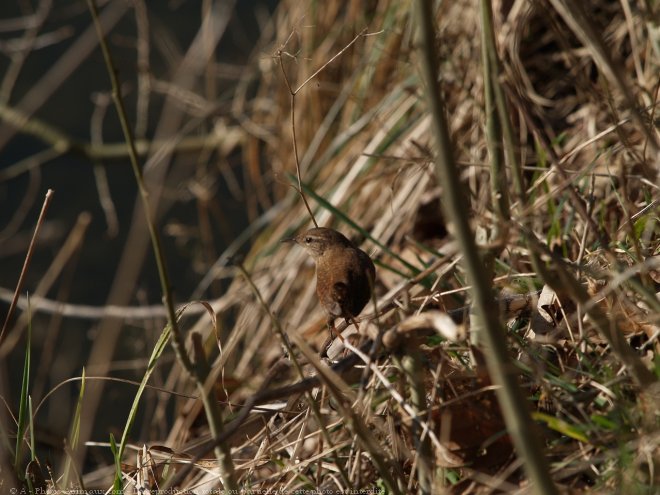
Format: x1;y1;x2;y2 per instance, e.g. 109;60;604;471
281;236;297;244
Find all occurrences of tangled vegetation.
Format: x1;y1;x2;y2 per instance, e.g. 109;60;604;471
0;0;658;493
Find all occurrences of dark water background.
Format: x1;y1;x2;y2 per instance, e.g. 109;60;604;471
0;0;277;470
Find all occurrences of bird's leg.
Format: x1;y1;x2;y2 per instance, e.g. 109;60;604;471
347;316;360;334
327;316;345;342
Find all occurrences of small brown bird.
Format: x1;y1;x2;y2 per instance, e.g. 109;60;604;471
285;227;376;339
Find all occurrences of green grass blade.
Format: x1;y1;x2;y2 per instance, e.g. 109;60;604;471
62;367;86;488
109;433;123;492
117;320;172;460
28;396;34;462
14;294;32;476
532;412;589;443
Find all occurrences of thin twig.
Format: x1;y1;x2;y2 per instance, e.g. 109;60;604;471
292;28;370;95
0;189;54;345
277;52;318;227
85;0;189;373
86;1;237;490
275;28;374;229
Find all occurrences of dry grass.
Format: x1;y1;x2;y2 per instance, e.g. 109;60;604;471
1;0;658;493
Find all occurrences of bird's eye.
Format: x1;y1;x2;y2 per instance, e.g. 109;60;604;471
304;237;312;244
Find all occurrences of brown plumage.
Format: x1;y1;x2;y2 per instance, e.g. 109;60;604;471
285;227;375;338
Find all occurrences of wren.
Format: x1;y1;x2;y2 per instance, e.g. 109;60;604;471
284;227;376;339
